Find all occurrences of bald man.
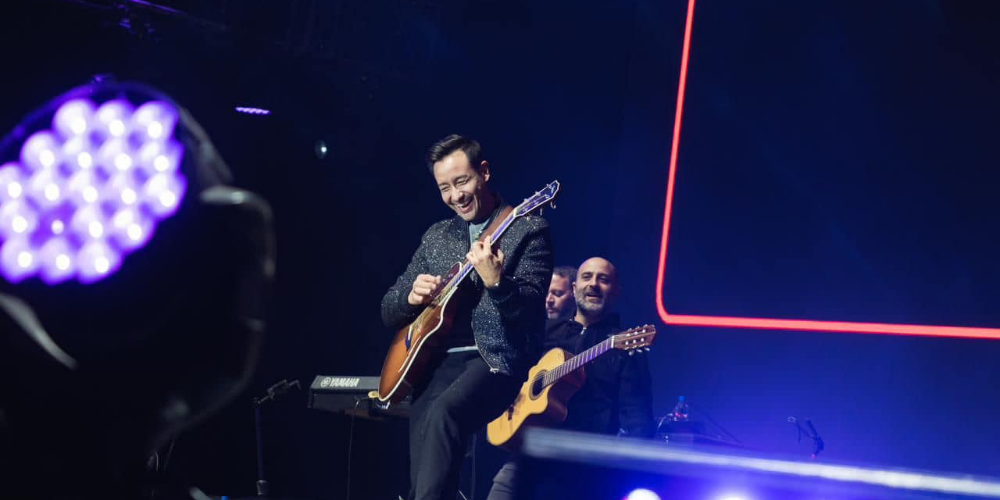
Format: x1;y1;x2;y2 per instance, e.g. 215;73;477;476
548;257;653;435
487;257;654;500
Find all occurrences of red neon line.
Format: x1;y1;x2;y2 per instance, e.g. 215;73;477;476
664;314;1000;340
656;0;697;322
654;0;1000;340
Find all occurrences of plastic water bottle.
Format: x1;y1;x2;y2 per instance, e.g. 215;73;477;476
671;396;690;421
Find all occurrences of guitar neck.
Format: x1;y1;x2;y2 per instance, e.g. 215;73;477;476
425;209;519;310
416;179;560;321
541;336;615;388
452;211;517;285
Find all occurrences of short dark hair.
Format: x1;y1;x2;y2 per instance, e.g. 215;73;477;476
553;265;577;282
426;134;483;173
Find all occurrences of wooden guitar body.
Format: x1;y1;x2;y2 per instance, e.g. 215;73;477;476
377;262;462;404
485;324;656;449
486;347;586;449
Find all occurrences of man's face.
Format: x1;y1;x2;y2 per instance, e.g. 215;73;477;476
432;150;491;222
546;274;574;320
574;258;618;316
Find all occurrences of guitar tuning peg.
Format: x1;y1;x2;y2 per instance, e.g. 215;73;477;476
628;351;635;356
550;201;557;209
644;347;651;352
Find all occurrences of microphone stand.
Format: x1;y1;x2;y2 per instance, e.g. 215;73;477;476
788;416;825;460
253;379;301;497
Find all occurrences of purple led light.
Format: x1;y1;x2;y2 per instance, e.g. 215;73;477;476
21;132;62;171
0;164;25;202
77;239;120;283
69;205;107;240
97;138;137;176
132;101;178;141
0;95;188;284
142;173;186;218
0;201;39;239
66;170;102;207
38;237;75;284
235;106;270;115
105;173;141;208
138;139;183;176
109;207;154;250
62;136;97;172
53;99;95;138
95;99;134;139
0;237;39;283
26;169;65;210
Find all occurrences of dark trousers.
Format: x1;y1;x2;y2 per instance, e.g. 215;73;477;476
486;460;518;500
408;350;521;500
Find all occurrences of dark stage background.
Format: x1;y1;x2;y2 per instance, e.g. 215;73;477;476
3;0;998;498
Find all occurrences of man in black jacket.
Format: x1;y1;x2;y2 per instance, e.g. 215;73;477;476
547;256;654;436
486;256;654;500
381;134;553;500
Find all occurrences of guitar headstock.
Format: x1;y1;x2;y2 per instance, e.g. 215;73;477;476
611;324;657;353
515;180;561;217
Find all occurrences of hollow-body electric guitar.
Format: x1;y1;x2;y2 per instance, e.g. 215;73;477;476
486;324;657;448
377;180;561;404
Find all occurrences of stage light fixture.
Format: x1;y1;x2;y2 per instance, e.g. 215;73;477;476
0;80;274;499
0;91;187;284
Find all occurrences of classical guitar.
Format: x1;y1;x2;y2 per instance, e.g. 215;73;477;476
377;180;561;404
486;324;657;448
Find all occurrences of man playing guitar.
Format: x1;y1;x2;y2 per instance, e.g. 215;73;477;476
486;257;654;500
380;135;553;500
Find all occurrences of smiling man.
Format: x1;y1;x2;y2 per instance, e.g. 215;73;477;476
381;134;553;500
573;257;618;324
550;256;653;434
433;142;495;222
486;256;654;500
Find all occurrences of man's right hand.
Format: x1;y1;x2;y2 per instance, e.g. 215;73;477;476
408;274;443;306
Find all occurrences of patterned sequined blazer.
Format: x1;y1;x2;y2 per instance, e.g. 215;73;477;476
381;204;553;377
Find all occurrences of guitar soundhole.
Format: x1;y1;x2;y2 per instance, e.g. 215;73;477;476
529;373;545;399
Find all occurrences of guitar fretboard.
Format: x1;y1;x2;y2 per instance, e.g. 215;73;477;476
420;211;518;316
540;336;615;388
423;201;540;313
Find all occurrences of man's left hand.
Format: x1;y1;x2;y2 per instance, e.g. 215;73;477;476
467;235;505;288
